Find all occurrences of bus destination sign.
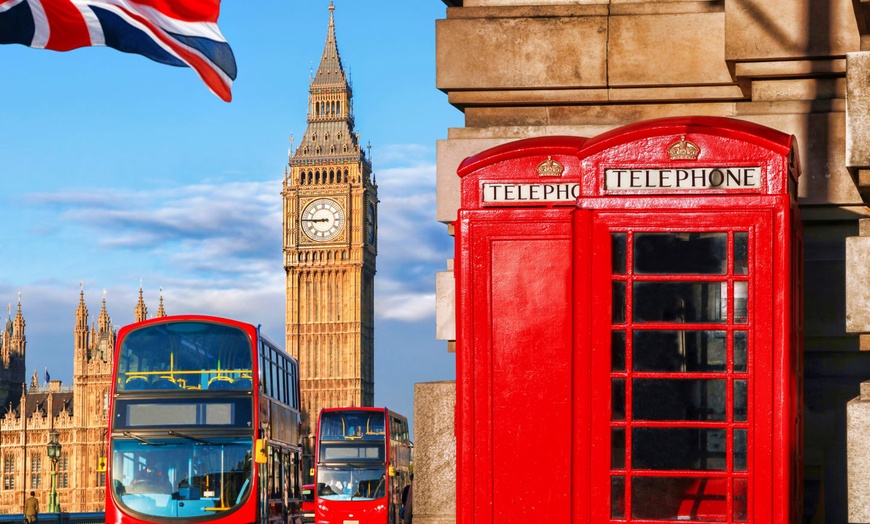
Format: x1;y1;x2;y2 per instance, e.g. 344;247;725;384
605;166;761;191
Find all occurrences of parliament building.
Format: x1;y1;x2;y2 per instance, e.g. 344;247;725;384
0;288;165;514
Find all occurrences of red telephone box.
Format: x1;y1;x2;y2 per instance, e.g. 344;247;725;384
455;117;802;524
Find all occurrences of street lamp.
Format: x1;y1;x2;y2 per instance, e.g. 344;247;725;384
46;429;61;513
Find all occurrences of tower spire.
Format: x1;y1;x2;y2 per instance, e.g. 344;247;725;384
134;281;148;323
156;288;167;318
291;1;367;173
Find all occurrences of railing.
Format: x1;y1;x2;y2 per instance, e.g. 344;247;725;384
0;513;104;523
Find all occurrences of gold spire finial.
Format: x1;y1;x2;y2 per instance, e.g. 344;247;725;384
329;0;334;11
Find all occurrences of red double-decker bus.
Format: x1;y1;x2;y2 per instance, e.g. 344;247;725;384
314;407;412;524
105;315;304;524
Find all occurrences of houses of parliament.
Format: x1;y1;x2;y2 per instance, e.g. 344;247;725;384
0;288;165;513
0;1;377;513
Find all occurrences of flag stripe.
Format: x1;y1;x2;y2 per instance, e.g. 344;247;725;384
92;6;184;67
0;0;25;14
94;2;233;99
0;0;33;45
98;1;234;99
168;31;235;79
129;0;220;23
41;0;91;50
0;0;235;101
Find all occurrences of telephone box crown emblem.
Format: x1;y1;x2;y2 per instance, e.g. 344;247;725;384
668;135;700;160
536;156;564;177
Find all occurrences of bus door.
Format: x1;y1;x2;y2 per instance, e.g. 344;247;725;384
578;209;775;523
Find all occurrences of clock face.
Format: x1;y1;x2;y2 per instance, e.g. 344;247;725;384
301;198;345;242
366;201;376;245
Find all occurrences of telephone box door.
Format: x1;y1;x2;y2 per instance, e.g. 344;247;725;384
579;210;777;523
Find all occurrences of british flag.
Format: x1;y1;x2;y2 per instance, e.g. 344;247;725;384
0;0;237;101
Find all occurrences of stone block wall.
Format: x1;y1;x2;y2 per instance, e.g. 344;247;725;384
425;0;870;521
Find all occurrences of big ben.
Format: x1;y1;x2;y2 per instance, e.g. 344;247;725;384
282;1;376;471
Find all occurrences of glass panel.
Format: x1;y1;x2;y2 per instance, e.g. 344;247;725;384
611;476;625;519
734;380;747;422
612;233;627;275
613;282;626;323
634;233;727;275
632;428;727;470
117;321;254;391
633;330;726;372
612;429;625;469
319;411;386;440
633;282;726;323
734;478;748;521
734;281;748;324
317;465;387;500
734;232;748;275
631;477;727;521
612;379;626;421
612;331;626;371
633;379;726;421
734;331;747;373
734;429;747;472
112;436;252;519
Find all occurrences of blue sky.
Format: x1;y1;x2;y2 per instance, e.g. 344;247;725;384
0;1;461;433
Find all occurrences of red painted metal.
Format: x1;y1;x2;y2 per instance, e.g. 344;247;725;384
455;117;803;524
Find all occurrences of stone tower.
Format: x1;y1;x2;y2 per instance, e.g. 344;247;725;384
0;297;26;409
282;1;378;470
70;287;115;510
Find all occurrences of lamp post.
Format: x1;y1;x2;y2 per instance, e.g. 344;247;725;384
46;429;61;513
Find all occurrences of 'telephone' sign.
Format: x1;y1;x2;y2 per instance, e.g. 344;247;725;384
483;183;580;203
605;167;761;191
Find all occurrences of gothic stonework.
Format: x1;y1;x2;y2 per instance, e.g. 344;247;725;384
0;288;166;514
283;2;377;473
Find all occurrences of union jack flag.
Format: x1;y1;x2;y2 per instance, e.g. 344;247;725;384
0;0;237;101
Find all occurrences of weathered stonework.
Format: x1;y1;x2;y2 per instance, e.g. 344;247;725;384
413;382;456;524
429;0;870;521
0;289;163;514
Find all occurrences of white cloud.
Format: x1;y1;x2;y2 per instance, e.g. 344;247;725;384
14;147;454;382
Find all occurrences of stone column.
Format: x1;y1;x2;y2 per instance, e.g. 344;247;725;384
413;381;456;524
848;382;870;522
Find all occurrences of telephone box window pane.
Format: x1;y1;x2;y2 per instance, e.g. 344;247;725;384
634;233;727;275
612;233;627;275
633;282;726;323
734;478;748;521
633;330;727;372
612;331;626;371
631;477;727;521
633;379;727;421
734;281;748;324
734;429;747;472
734;331;748;372
612;428;625;469
613;282;626;323
611;476;625;519
734;232;749;275
734;380;747;422
633;428;727;470
612;379;626;421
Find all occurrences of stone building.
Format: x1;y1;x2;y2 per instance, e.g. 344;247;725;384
420;0;870;522
0;288;165;514
283;2;378;475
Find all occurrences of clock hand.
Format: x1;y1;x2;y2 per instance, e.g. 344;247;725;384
300;218;329;222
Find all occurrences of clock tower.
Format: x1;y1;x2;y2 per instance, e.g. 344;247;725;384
282;1;377;471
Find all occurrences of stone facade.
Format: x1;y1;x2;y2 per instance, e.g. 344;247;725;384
283;3;378;475
0;288;164;514
431;0;870;522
